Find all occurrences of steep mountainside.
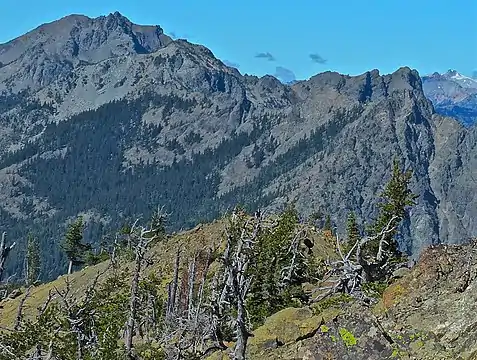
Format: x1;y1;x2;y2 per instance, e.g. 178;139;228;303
422;70;477;126
0;12;476;278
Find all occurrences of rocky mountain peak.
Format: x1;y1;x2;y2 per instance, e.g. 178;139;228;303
424;69;477;89
445;69;459;77
0;12;173;92
422;69;477;126
96;11;172;54
0;12;172;66
297;67;428;111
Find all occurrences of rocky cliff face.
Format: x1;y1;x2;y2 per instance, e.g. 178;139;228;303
0;12;475;277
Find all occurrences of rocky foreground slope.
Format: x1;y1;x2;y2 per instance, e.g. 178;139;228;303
2;220;477;359
0;12;475;278
234;240;477;359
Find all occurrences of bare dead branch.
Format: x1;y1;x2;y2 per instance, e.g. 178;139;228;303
356;215;398;264
280;228;305;286
0;342;15;358
216;210;263;360
37;289;54;317
125;213;166;359
14;285;33;331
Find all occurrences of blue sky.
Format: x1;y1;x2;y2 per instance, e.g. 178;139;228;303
1;0;475;81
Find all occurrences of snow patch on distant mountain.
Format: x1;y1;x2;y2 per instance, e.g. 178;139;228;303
447;70;477;89
422;70;477;126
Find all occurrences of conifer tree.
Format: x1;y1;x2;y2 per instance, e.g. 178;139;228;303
309;210;323;228
61;217;91;275
324;214;333;233
147;206;167;240
346;212;360;246
25;233;41;285
363;158;418;275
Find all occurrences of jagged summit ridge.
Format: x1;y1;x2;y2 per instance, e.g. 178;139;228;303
0;11;172;66
424;69;477;89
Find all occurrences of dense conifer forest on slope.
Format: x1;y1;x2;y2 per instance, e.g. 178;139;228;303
0;91;364;280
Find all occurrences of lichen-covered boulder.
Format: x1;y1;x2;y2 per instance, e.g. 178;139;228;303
290;302;396;360
248;307;324;352
244;300;396;359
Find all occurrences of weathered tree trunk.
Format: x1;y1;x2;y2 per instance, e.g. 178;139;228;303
234;291;248;360
67;260;73;275
125;246;143;358
31;344;42;359
23;256;28;285
221;211;261;360
0;232;16;281
14;286;32;331
76;331;84;360
167;249;180;319
187;256;196;320
46;340;54;360
194;249;212;325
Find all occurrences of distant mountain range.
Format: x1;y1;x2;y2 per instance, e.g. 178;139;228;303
422;70;477;126
0;12;475;279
